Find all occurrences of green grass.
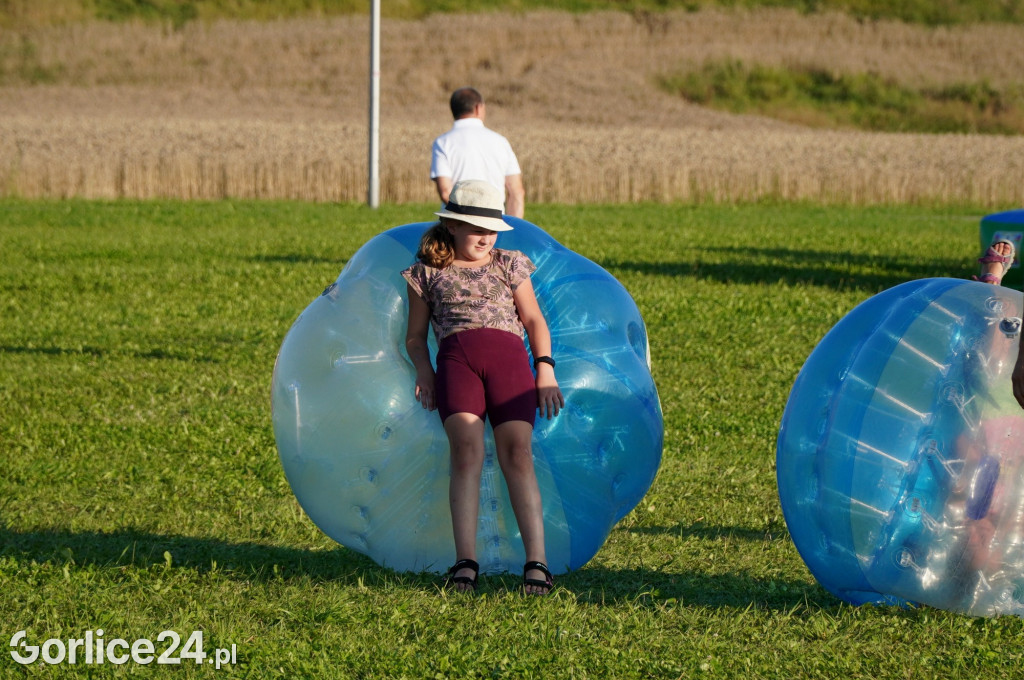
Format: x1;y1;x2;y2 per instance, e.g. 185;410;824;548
660;60;1024;135
2;0;1024;26
2;198;1024;678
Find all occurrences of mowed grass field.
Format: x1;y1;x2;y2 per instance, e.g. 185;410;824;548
3;199;1024;678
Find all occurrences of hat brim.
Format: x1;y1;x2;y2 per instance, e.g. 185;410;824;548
434;210;514;232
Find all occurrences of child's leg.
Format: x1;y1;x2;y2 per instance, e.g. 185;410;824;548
443;412;486;590
493;419;549;594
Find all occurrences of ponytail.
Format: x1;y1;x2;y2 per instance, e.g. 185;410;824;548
416;222;454;269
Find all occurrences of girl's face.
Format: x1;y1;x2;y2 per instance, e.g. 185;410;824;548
446;220;497;265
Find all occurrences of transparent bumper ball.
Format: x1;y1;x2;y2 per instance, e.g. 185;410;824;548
272;218;663;575
777;278;1024;617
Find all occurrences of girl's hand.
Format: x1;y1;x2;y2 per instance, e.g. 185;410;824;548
415;370;437;411
536;374;564;419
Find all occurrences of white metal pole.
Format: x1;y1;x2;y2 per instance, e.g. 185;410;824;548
368;0;381;208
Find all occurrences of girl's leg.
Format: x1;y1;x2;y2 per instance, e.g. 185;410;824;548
493;419;549;594
444;412;486;591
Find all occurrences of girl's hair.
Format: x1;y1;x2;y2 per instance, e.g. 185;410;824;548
416;222;455;268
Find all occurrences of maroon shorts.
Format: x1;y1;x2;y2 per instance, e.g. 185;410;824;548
435;328;536;427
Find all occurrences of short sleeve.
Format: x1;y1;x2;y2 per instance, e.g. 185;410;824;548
430;138;449;180
502;250;536;291
503;139;522;177
401;262;430;301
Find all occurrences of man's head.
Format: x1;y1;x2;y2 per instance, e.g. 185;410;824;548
449;87;484;120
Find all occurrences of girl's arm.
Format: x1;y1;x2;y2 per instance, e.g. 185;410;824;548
514;277;565;419
405;284;437;411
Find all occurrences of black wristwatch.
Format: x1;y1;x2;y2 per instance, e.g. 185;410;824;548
533;355;555;369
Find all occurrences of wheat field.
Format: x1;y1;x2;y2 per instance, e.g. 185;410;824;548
2;8;1024;204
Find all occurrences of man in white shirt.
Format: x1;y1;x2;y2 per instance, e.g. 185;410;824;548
430;87;526;218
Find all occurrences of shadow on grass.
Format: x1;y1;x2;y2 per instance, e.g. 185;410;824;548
251;254;348;267
0;525;836;611
627;520;779;543
0;345;217;362
549;520;838;611
0;527;385;586
559;567;836;611
598;245;969;291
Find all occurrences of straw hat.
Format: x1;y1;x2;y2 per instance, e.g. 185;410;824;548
434;180;512;232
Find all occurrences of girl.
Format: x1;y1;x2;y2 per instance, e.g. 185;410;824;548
402;179;564;595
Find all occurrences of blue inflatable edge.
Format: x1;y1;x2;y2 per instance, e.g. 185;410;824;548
982;209;1024;225
777;278;966;607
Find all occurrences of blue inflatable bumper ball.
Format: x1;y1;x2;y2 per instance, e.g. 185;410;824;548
271;218;663;575
777;278;1024;617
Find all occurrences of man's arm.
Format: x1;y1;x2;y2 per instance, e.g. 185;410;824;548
433;176;454;204
504;173;525;218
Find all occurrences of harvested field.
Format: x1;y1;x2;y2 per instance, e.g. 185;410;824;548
2;8;1024;204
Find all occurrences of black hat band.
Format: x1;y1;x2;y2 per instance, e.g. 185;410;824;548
445;201;503;219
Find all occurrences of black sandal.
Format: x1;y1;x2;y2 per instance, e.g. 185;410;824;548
445;558;479;593
522;560;554;595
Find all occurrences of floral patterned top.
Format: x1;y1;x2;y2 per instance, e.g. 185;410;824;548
402;249;536;342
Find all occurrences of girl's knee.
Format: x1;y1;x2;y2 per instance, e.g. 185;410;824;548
497;442;535;477
449;441;485;470
444;413;486;466
493;420;536;476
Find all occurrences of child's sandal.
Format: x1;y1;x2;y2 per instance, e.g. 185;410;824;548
522;560;554;596
974;238;1016;285
445;558;479;593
